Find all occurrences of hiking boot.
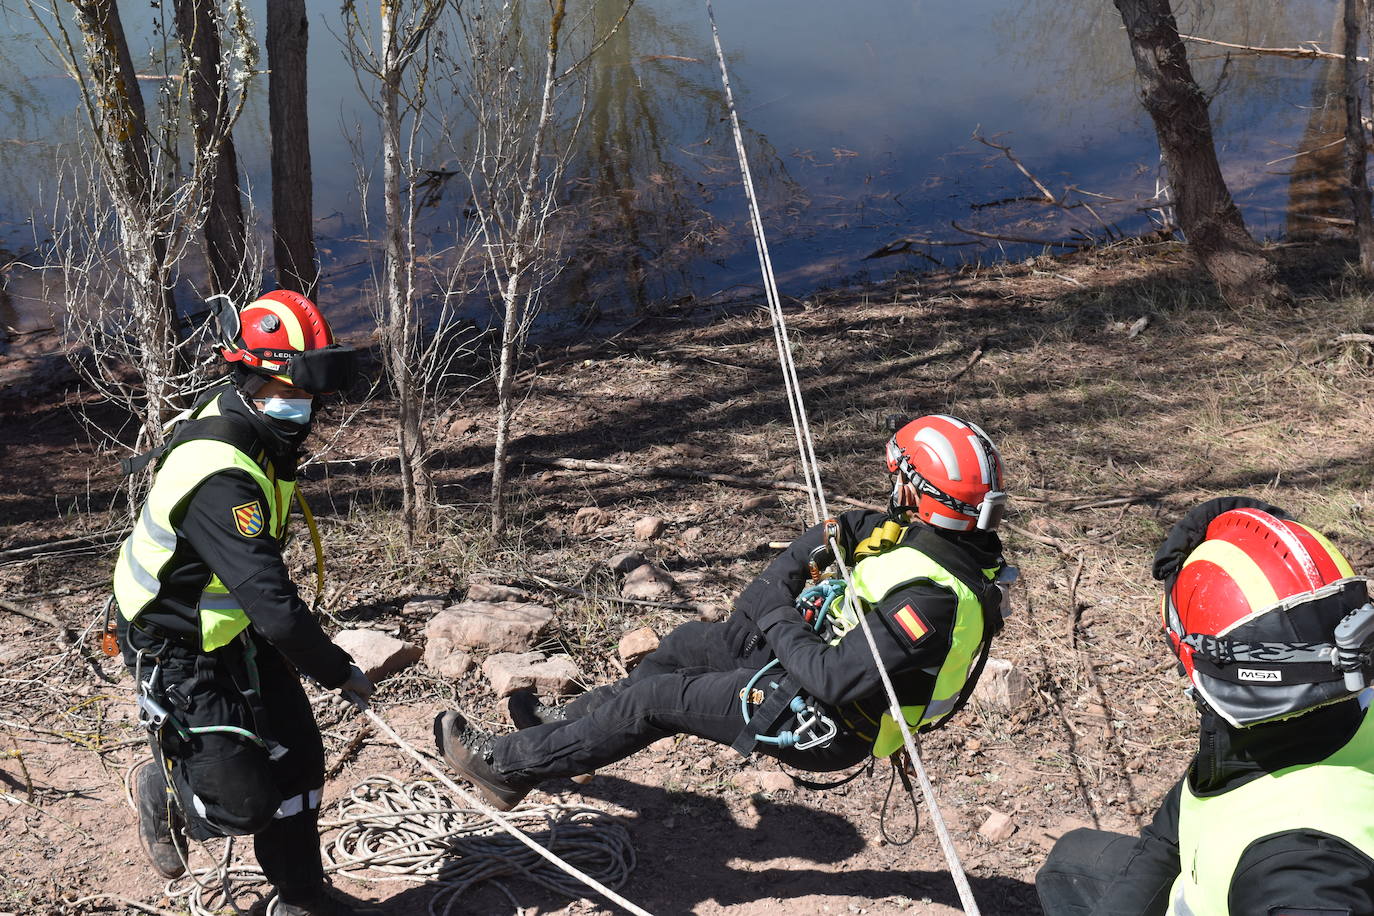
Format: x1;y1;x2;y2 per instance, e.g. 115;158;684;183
134;758;187;879
270;885;384;916
506;690;569;730
432;711;532;811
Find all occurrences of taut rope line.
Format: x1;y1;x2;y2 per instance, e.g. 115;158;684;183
701;3;982;912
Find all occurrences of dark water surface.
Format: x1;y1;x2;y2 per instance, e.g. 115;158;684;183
0;0;1346;337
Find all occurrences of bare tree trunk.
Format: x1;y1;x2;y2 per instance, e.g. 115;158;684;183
378;2;435;541
173;0;248;301
1112;0;1288;307
267;0;318;296
490;0;567;538
1286;0;1349;240
1348;0;1374;277
71;0;186;437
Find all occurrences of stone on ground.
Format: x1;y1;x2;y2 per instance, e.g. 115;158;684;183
740;494;779;511
466;581;531;603
573;506;612;535
972;657;1033;710
617;626;660;668
621;564;678;601
978;810;1017;843
482;652;583;697
423;600;554;653
333;630;421;682
633;516;667;541
608;551;648;575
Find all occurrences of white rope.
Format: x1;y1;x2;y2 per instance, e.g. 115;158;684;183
702;4;981;912
704;0;826;524
133;707;647;916
361;707;655;916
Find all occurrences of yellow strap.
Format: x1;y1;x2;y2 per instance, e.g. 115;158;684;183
294;488;326;610
853;520;907;560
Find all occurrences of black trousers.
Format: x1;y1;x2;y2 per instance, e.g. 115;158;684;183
1036;828;1158;916
492;617;872;781
133;629;326;903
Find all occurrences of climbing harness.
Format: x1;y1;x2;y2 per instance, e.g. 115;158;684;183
704;1;984;909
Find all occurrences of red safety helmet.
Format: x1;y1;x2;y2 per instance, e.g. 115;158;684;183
1163;507;1373;727
886;414;1006;532
214;290;357;395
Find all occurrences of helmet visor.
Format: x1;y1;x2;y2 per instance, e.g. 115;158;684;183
287;345;358;395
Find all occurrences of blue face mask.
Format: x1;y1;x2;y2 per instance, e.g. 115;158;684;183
256;397;313;425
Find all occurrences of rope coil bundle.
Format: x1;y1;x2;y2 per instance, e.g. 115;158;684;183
324;774;636;915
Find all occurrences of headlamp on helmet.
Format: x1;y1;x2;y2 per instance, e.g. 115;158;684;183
1162;506;1374;727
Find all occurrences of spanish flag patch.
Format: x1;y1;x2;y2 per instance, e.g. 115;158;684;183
892;604;930;645
232;501;265;537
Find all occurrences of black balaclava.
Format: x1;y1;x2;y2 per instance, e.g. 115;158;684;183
227;365;313;458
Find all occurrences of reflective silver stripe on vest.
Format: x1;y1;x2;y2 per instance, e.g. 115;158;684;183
1170;887;1196;916
273;787;322;819
925;696;958;720
197;592;241;612
121;538;162;594
139;502;177;551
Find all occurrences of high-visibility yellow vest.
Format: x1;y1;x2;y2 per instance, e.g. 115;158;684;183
1168;707;1374;916
113;395;294;652
842;528;999;758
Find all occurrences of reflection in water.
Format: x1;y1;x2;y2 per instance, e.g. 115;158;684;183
0;0;1360;331
1286;0;1353;239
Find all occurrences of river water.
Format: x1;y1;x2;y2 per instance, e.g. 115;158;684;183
0;0;1347;337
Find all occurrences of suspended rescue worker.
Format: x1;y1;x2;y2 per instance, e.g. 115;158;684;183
113;291;380;916
434;414;1017;810
1037;497;1374;916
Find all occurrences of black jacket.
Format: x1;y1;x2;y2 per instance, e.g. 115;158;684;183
734;509;1004;734
123;386;352;688
1088;700;1374;916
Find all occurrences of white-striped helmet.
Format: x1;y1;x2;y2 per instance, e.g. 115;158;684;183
886;415;1006;532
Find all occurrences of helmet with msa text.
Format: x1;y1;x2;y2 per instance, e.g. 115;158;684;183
1161;504;1374;728
212;290;357;395
885;414;1006;532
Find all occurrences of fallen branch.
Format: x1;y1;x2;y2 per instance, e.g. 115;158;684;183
0;598;67;632
1179;33;1358;62
324;722;374;781
950;221;1092;249
947;337;989;383
521;456;884;511
864;237;980;260
0;531;125;564
524;573;710;613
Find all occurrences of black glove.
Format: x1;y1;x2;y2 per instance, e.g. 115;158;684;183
1152;496;1289;582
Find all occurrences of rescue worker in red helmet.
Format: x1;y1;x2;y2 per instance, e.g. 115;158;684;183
113;291;381;915
434;415;1017;811
1037;496;1374;916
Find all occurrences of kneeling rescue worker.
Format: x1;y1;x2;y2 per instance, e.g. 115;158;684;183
112;291;381;915
435;414;1018;810
1037;497;1374;915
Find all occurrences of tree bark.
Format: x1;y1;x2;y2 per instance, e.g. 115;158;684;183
173;0;248;301
1112;0;1288;307
71;0;187;436
490;0;566;538
267;0;317;296
1348;0;1374;277
378;2;435;541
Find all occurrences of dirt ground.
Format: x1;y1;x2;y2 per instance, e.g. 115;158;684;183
4;238;1374;915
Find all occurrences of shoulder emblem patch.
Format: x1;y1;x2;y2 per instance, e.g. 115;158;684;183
232;501;265;537
892;603;930;645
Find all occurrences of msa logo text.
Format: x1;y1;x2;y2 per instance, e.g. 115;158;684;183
1237;668;1282;682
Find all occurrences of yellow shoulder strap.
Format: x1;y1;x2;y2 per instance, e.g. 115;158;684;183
853;520;907;560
